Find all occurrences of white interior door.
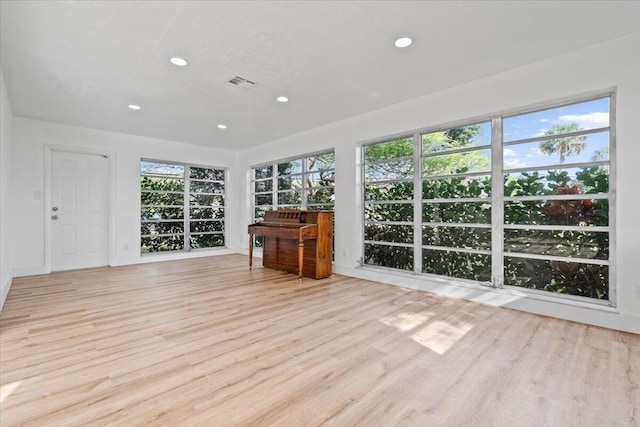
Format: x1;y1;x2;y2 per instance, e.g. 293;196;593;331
51;150;109;271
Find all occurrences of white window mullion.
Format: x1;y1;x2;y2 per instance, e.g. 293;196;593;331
491;117;504;288
413;132;422;275
271;164;277;211
608;92;617;305
184;167;191;251
302;158;308;209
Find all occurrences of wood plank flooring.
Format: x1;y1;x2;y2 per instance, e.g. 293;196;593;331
1;254;638;426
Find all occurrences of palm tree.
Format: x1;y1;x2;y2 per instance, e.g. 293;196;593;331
539;123;587;164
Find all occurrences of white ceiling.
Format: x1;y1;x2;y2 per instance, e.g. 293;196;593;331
2;1;640;151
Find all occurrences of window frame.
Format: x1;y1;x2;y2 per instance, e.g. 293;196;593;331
250;149;336;223
140;159;227;254
360;91;616;306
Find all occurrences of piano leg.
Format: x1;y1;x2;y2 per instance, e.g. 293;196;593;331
298;239;304;283
249;234;253;270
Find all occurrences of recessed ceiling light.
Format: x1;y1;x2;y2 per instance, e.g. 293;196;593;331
217;124;227;129
128;104;141;110
276;96;289;103
170;57;188;66
394;37;413;48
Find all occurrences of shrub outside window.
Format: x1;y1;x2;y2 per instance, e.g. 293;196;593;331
362;94;614;304
141;160;226;253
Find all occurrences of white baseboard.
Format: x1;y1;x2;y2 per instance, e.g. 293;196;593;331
0;275;12;312
13;266;47;277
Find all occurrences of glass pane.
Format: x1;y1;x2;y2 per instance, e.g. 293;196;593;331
364;223;413;244
141;191;183;206
190;167;224;181
423;249;491;281
422;149;491;177
422;202;491;224
504;167;609;197
364;159;414;181
504;257;608;300
364;202;413;222
190;233;224;248
255;194;273;206
254;179;273;193
307;152;335;171
140;176;184;192
141;207;183;220
307;188;334;204
141;221;184;235
278;159;302;175
364;243;413;271
365;182;413;201
504;97;610;143
254;166;273;180
278;175;303;191
254;207;272;220
504;132;609;170
364;137;413;162
277;191;301;205
422;122;491;153
422;176;491;199
504;199;608;227
190;207;224;220
504;229;608;259
190;220;224;233
422;226;491;250
190;194;224;207
141;235;184;253
190;181;224;194
307;171;335;188
141;161;184;177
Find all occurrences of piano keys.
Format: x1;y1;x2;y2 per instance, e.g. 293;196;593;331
248;210;333;281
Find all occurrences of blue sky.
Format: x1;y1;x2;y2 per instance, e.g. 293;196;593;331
464;97;610;171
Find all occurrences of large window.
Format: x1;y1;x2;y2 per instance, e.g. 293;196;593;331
251;151;335;220
141;160;226;253
362;94;614;304
251;151;335;247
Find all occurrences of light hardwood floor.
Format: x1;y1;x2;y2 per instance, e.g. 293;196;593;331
1;254;638;426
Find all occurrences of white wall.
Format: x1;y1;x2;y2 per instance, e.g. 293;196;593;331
0;67;14;310
237;32;640;333
11;118;241;276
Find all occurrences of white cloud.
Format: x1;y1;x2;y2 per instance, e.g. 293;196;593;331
505;158;527;169
558;112;608;130
504;148;517;157
534;112;608;136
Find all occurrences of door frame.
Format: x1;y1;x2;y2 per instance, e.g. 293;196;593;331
44;145;116;273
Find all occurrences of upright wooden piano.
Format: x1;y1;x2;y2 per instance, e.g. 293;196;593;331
248;209;333;281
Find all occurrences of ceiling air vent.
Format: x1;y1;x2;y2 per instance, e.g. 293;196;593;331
226;76;256;90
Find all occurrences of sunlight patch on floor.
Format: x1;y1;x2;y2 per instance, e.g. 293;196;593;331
1;381;21;403
411;320;474;355
380;311;433;332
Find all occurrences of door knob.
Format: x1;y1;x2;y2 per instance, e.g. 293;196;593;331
51;215;58;220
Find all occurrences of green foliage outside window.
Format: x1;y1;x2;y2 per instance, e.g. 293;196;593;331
141;162;225;253
364;166;609;299
364;122;610;300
